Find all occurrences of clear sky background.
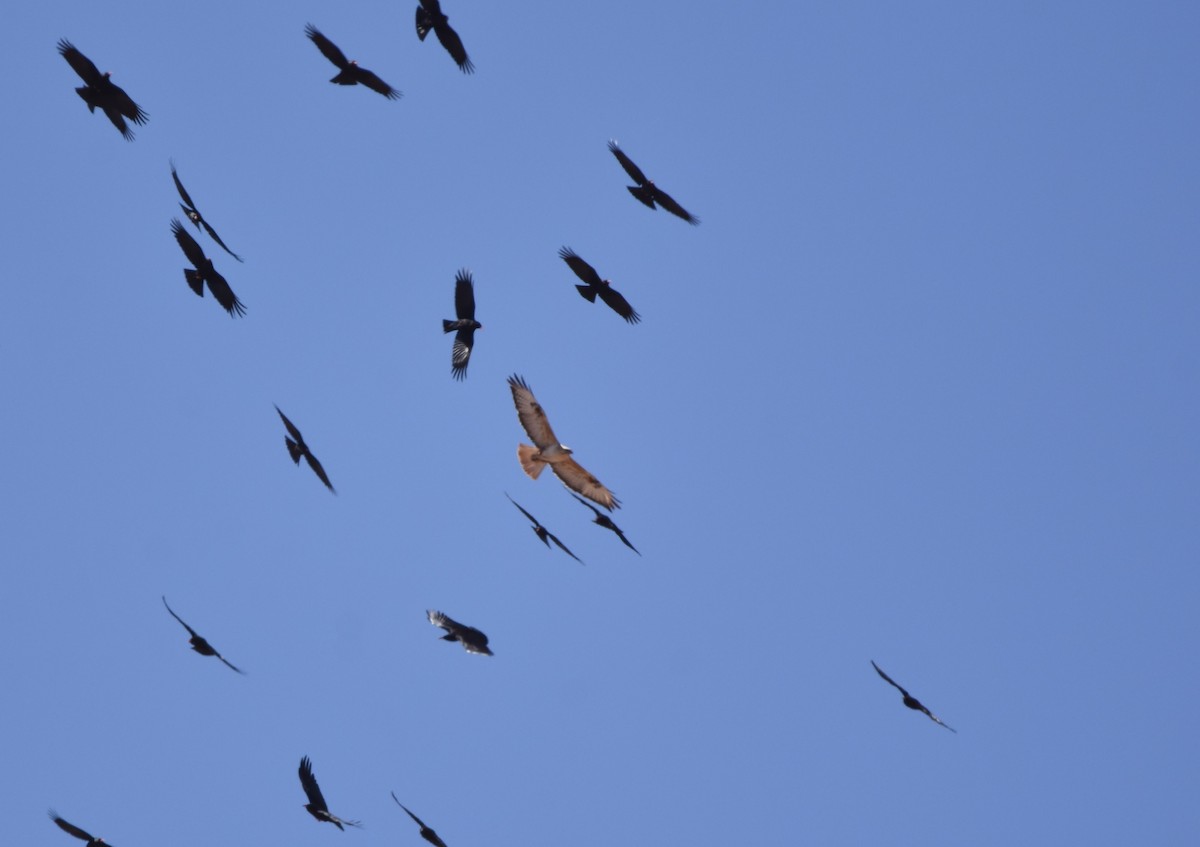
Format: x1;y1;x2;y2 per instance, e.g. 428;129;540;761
3;1;1199;845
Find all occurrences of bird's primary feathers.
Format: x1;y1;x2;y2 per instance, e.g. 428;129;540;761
871;660;956;732
58;39;148;141
508;374;620;511
607;140;699;225
48;811;108;846
305;24;402;99
171;218;246;317
299;756;362;830
275;405;335;493
442;269;481;380
161;596;245;674
427;609;493;655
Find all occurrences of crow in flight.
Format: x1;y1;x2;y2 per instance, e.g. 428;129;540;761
442;269;481;380
427;610;492;655
570;493;640;555
391;793;449;847
558;247;640;324
506;493;583;564
170;161;243;262
299;756;362;830
161;596;245;674
607;140;699;225
305;25;402;99
171;219;246;317
415;0;474;74
871;660;956;732
508;374;620;510
275;406;335;493
48;811;110;846
57;39;147;141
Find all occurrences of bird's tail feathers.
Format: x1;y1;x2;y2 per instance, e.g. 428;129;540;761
415;7;433;40
575;284;597;303
628;185;657;209
442;319;457;333
285;437;304;464
183;269;205;297
517;444;545;479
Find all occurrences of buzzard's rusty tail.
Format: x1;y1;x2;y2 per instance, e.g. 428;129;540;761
517;443;545;479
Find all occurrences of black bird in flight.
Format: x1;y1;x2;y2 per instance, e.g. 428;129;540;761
170;161;243;262
57;39;147;141
161;596;245;674
558;247;640;324
48;811;110;846
607;141;699;225
171;219;246;317
506;493;583;564
415;0;474;74
871;660;956;732
427;610;493;655
299;756;362;830
305;24;402;99
391;793;449;847
275;405;335;493
570;493;640;556
442;269;481;381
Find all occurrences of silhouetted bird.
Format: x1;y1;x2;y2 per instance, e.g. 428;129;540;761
391;793;449;847
570;493;640;555
161;596;245;674
299;756;362;830
171;218;246;317
506;493;583;563
442;269;481;380
415;0;474;74
48;810;110;846
558;247;640;324
871;660;956;732
171;161;243;262
607;140;699;225
427;610;492;655
275;406;335;493
509;374;620;511
305;24;402;99
57;39;147;141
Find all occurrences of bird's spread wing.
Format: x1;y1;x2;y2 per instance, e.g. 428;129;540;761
299;756;329;810
304;453;336;493
202;266;246;317
546;530;583;564
48;811;95;843
451;328;474;380
508;374;561;450
427;609;459;636
871;660;910;698
607;140;648;186
558;247;602;287
392;794;449;847
171;218;208;269
570;492;603;518
649;185;699;225
505;492;540;527
162;595;200;639
433;22;474;74
57;40;103;86
454;269;475;320
170;160;198;210
595;284;640;324
356;68;402;99
199;219;244;262
275;406;305;445
305;24;349;69
552;456;619;511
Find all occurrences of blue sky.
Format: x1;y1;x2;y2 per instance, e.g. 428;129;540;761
4;1;1199;844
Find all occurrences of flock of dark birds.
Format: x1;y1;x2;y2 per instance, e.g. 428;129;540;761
49;13;956;846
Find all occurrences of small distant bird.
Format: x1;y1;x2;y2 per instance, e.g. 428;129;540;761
275;406;335;493
506;493;583;564
58;39;147;141
415;0;474;74
871;660;956;732
161;596;245;674
171;161;243;262
427;609;492;655
509;374;620;511
391;793;449;847
570;493;640;555
299;756;362;830
442;269;481;380
171;219;246;317
48;811;109;846
305;24;402;99
558;247;640;324
607;140;699;225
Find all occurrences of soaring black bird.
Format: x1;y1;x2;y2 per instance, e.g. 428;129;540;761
442;269;481;381
570;493;640;555
871;660;956;732
558;247;640;324
305;24;402;99
391;793;449;847
170;161;243;262
427;610;492;655
299;756;362;830
171;219;246;317
57;39;147;141
415;0;474;74
161;596;245;674
607;141;699;225
275;406;335;493
506;493;583;564
48;811;109;846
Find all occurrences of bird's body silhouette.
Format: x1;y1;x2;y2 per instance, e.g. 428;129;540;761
48;811;110;846
415;0;474;74
275;406;335;492
570;493;640;555
506;493;583;563
427;609;492;655
162;596;244;674
391;793;449;847
171;161;243;262
871;660;956;732
442;269;481;380
558;247;640;324
607;140;699;224
299;756;362;830
171;218;246;317
306;25;402;99
58;39;147;140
